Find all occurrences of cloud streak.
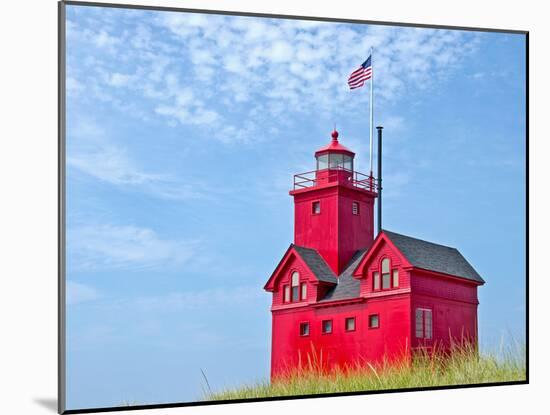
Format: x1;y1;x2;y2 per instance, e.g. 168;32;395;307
68;223;198;271
67;117;208;201
67;281;100;305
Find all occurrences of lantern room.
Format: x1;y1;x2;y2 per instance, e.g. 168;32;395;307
292;130;375;192
315;130;355;171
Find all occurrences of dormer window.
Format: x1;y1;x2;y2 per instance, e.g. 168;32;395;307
283;285;290;302
373;272;380;290
381;258;391;289
373;257;399;291
284;271;307;304
291;271;300;301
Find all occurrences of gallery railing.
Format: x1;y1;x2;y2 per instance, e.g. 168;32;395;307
293;168;378;192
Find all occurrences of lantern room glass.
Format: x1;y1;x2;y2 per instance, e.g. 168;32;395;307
317;154;328;170
316;153;353;171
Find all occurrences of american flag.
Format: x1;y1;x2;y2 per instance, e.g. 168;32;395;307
347;55;372;90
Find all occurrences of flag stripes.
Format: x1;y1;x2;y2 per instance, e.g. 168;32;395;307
347;55;372;90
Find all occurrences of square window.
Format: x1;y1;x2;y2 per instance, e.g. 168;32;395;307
352;201;360;215
300;322;310;336
312;201;320;214
301;282;307;300
322;320;333;334
392;269;399;288
345;317;356;332
369;314;379;329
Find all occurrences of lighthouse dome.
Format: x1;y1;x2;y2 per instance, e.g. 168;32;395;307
315;130;355;171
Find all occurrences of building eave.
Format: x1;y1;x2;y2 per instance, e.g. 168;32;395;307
312;297;365;308
412;266;485;286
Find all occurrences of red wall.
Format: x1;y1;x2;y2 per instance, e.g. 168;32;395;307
270;295;411;377
337;186;375;274
292;183;376;275
410;270;479;350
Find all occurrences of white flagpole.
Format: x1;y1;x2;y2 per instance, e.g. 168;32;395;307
369;47;374;177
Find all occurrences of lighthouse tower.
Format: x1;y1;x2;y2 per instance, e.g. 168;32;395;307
290;130;377;275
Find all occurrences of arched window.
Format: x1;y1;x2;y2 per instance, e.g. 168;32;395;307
373;257;399;291
291;271;300;302
283;271;307;303
381;258;391;289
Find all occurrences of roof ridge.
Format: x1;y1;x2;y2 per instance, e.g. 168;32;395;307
383;229;458;250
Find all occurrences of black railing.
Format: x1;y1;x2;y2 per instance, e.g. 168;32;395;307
293;168;378;192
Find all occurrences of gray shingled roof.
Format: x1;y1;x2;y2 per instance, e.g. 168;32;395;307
383;230;485;283
318;249;367;302
293;245;338;284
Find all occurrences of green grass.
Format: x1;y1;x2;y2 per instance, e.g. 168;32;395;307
204;342;526;401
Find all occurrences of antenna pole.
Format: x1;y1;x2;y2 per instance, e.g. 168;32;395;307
369;47;374;177
377;126;383;234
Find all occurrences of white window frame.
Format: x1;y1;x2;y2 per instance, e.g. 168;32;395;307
291;271;300;302
322;319;333;334
345;317;356;332
415;308;433;339
369;314;380;329
392;269;399;288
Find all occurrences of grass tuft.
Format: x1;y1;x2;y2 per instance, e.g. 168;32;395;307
204;342;526;401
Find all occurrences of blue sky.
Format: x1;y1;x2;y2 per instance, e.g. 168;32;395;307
64;4;526;410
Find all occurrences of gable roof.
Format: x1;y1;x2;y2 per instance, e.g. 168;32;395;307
264;244;338;291
293;245;338;284
318;249;367;302
383;230;485;284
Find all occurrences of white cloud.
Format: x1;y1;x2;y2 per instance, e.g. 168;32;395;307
155;104;219;125
66;76;83;94
383;171;411;200
67;117;208;200
68;144;163;185
68;223;198;271
108;72;134;87
68;11;479;144
94;30;119;49
267;40;294;63
128;285;262;313
67;281;100;305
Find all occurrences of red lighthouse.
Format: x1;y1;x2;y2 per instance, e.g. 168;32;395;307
264;130;485;378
